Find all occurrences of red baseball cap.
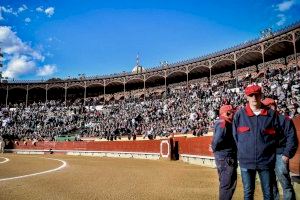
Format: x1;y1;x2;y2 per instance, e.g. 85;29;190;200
219;105;234;116
244;84;262;96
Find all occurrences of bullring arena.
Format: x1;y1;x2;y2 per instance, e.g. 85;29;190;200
1;153;263;200
1;21;300;200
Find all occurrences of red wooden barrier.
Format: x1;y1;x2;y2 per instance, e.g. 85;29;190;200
13;140;161;153
173;136;213;157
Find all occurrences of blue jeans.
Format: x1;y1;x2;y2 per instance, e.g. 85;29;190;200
272;170;280;200
274;154;296;200
240;168;273;200
215;157;237;200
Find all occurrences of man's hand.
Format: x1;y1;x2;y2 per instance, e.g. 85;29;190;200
282;155;289;164
209;145;213;153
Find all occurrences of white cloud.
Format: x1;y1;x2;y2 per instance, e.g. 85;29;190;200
18;4;28;13
37;64;57;76
276;0;295;11
2;55;36;78
35;6;55;17
0;6;17;16
45;7;55;17
24;17;31;23
36;6;44;12
1;6;13;14
273;0;297;27
276;14;286;26
0;26;43;59
0;26;50;78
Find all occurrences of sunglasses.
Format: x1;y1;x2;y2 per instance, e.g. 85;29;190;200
248;93;261;97
226;111;232;116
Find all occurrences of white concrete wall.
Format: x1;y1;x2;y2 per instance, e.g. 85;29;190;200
7;149;160;160
181;154;216;168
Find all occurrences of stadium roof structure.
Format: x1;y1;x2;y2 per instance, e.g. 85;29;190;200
0;21;299;106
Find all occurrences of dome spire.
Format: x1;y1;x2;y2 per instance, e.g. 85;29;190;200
136;53;140;67
132;53;145;74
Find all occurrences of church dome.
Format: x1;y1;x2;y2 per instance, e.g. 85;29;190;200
132;65;145;73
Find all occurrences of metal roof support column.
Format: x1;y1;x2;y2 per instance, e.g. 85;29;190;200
103;80;106;105
209;60;212;85
186;72;189;105
164;70;167;96
186;66;189;90
143;75;146;102
25;85;29;107
186;67;189;113
84;81;87;106
123;78;126;97
209;68;212;85
234;53;238;88
64;83;67;106
5;85;8;108
261;44;265;78
292;31;297;71
45;84;48;103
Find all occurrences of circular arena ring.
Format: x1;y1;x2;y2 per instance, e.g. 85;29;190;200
0;154;264;200
0;156;66;182
0;157;10;164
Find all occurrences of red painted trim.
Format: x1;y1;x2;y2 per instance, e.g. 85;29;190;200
237;126;250;133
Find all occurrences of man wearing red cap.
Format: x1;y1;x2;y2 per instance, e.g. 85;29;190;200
211;105;237;200
233;84;283;200
262;98;298;200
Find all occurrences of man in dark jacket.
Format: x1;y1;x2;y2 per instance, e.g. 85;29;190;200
232;84;287;200
211;105;237;200
262;98;298;200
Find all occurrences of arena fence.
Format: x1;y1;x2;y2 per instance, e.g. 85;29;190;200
4;117;300;176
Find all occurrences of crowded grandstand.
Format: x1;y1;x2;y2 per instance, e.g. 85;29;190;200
0;22;300;143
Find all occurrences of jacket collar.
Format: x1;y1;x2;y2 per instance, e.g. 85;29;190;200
245;103;268;117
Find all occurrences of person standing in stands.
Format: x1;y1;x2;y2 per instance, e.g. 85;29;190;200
262;98;298;200
211;105;237;200
232;84;285;200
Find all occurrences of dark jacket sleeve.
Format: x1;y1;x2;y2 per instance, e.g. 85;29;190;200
211;120;225;152
282;116;298;158
232;112;239;145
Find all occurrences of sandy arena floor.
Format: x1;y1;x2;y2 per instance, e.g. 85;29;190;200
0;154;266;200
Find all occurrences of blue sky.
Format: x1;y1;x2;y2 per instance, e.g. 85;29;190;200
0;0;299;80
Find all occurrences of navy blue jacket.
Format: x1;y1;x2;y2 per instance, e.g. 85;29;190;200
276;114;298;158
233;104;281;170
212;118;237;159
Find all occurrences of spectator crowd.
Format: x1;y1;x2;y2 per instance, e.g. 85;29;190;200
0;64;300;142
